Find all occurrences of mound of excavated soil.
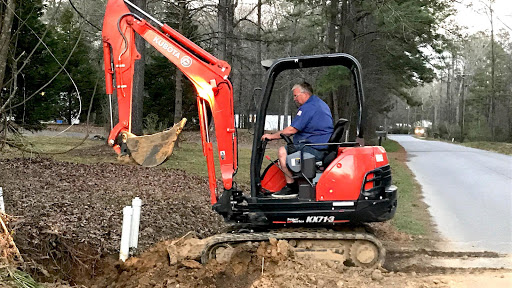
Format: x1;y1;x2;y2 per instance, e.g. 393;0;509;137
91;236;353;288
85;236;512;288
90;237;294;288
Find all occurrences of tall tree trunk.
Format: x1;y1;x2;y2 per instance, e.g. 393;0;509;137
278;95;282;130
338;0;353;125
327;0;338;53
433;104;437;133
449;55;455;124
338;0;353;54
67;92;72;124
327;0;339;121
459;74;466;142
249;0;263;130
489;3;496;141
284;92;289;127
174;0;186;125
438;79;443;129
225;0;235;64
217;0;227;59
257;0;262;82
283;6;300;129
131;0;146;135
0;0;15;91
238;70;247;129
174;70;183;124
445;61;451;125
508;63;512;141
507;94;512;141
10;46;18;123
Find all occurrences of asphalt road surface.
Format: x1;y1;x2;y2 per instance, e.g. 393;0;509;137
388;135;512;254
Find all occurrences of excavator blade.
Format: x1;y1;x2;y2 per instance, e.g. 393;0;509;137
125;118;187;167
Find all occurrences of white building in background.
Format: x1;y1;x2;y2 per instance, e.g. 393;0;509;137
414;120;432;128
235;114;292;131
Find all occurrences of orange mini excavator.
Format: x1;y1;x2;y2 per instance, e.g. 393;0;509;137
102;0;397;267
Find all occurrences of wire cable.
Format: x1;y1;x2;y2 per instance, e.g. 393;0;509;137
68;0;101;31
0;0;86;153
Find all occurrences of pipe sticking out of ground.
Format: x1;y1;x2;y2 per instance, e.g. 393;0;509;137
119;197;143;261
120;206;133;262
130;197;142;249
0;187;5;213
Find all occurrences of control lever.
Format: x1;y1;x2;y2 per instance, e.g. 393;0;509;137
280;133;297;153
279;133;293;144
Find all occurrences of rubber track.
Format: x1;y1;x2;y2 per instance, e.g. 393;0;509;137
200;230;386;267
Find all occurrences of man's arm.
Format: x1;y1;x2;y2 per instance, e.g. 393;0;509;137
261;126;298;141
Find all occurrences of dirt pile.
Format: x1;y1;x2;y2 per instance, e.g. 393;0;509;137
92;235;299;288
82;235;512;288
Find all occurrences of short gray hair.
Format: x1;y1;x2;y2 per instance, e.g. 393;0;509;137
292;82;313;95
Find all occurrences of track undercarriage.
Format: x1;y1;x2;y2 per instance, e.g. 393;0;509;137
201;227;385;268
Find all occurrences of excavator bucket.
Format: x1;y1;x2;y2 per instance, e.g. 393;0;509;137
125;118;187;167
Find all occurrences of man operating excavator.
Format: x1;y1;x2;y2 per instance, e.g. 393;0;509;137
102;0;397;268
261;82;333;198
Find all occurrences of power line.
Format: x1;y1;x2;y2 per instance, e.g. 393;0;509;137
68;0;101;31
496;16;512;32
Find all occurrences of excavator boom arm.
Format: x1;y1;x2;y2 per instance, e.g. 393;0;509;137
102;0;237;201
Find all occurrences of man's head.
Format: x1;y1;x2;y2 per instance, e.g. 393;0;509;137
292;82;313;107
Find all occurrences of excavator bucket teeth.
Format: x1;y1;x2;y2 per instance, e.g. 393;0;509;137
125;118;187;167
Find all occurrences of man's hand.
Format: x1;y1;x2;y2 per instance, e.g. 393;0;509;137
261;126;298;141
261;133;275;141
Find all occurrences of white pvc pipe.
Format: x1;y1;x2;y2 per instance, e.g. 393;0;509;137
0;187;5;213
120;206;133;262
130;197;142;249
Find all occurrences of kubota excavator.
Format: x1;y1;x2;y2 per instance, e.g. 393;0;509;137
102;0;397;267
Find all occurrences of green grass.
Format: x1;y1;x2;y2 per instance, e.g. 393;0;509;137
1;136;100;159
382;139;433;236
424;136;512;156
160;142;254;186
2;136;98;153
380;138;401;152
461;141;512;155
0;267;42;288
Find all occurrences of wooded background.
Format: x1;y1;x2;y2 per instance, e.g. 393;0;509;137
0;0;510;143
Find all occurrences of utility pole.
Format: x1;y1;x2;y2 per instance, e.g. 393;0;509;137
459;74;466;142
407;106;410;132
490;3;496;141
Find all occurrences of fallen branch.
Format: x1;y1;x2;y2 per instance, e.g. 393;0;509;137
0;212;23;264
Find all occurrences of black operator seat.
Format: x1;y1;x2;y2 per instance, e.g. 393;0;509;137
322;118;349;167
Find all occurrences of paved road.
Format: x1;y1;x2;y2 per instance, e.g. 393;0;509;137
388;135;512;254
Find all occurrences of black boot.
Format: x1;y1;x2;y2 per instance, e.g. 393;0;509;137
272;183;298;198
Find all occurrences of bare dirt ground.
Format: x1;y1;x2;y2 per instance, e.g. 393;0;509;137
0;129;511;287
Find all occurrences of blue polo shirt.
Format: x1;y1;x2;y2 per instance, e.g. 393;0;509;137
290;95;333;149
